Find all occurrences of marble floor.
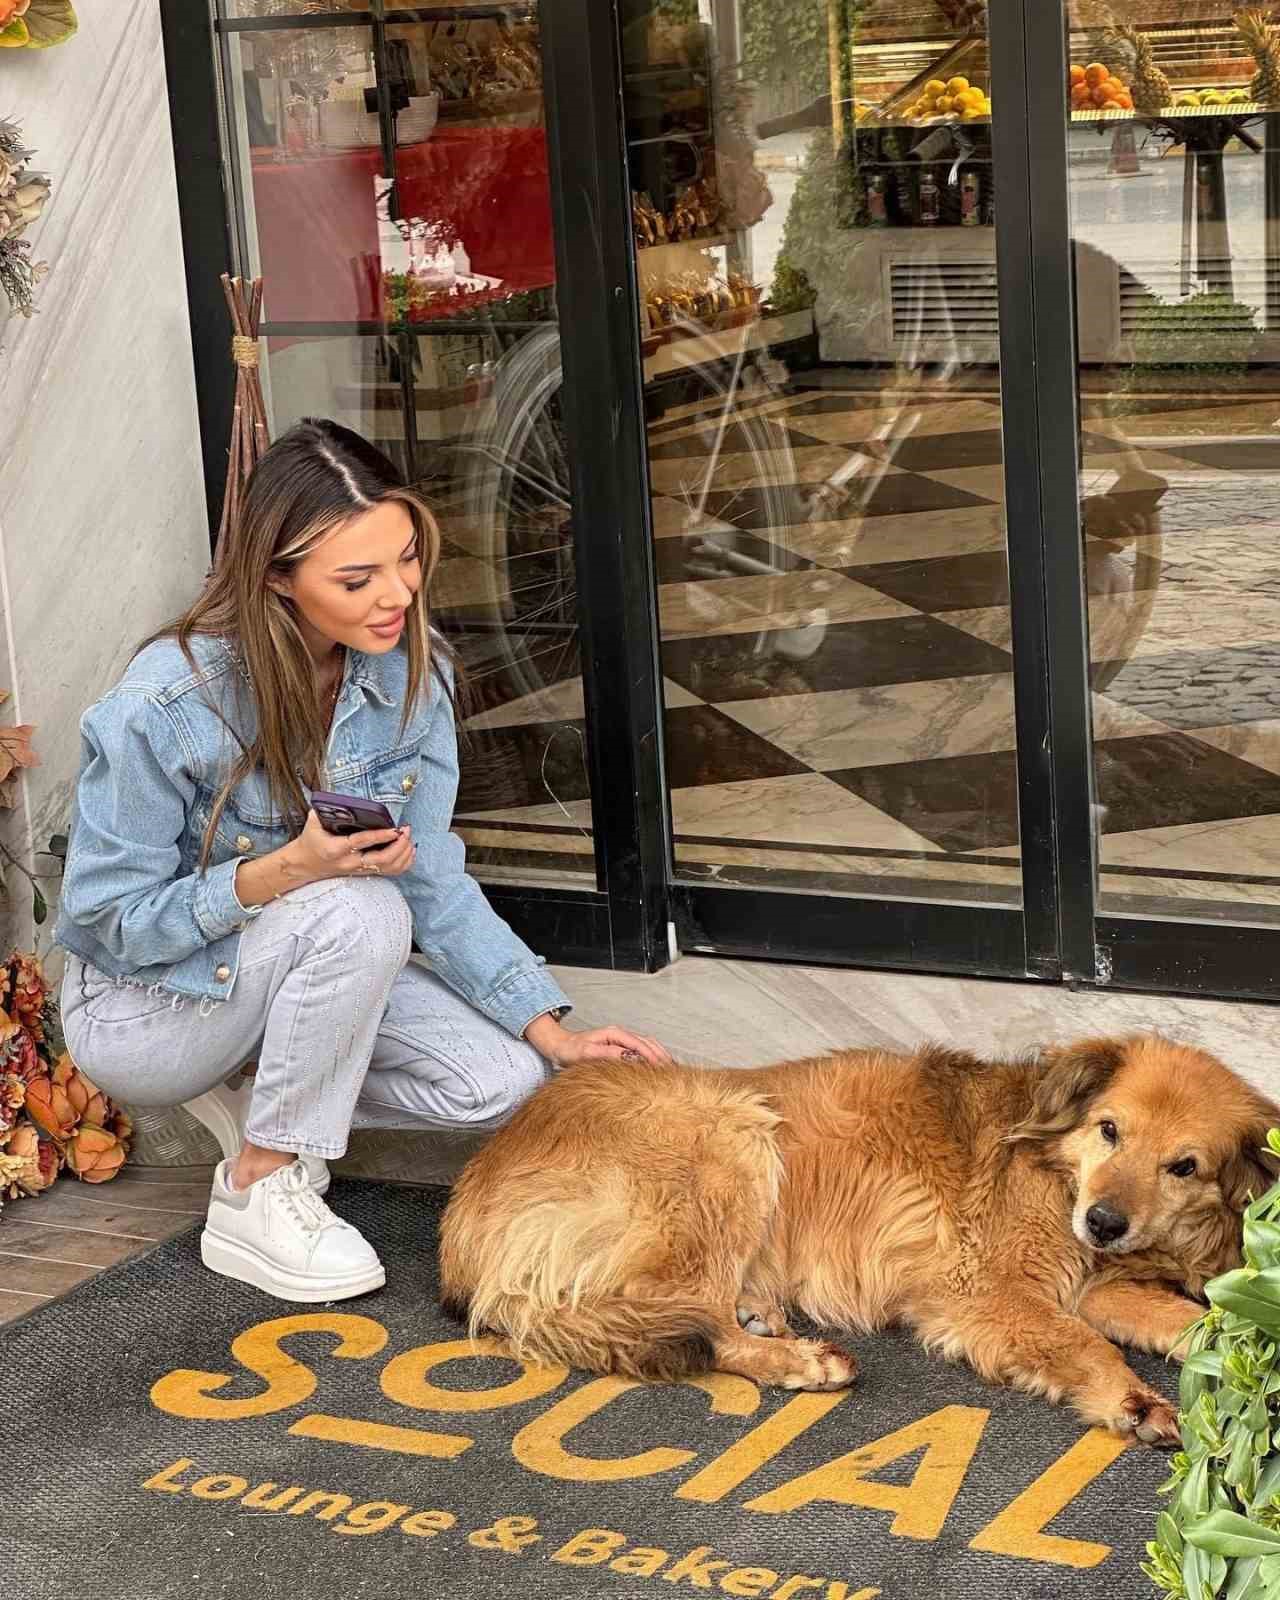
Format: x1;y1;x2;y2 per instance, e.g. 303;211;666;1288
429;372;1280;924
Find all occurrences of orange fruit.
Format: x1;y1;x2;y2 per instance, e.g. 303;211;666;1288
1070;83;1092;106
1101;97;1123;109
1085;63;1108;87
1105;77;1126;97
1117;91;1133;109
1090;84;1112;106
1070;64;1086;85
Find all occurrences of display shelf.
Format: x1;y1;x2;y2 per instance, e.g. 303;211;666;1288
635;231;734;254
640;308;815;382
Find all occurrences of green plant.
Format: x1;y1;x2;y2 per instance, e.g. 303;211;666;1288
1144;1129;1280;1600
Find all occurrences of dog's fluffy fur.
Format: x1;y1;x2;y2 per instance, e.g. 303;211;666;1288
439;1035;1280;1445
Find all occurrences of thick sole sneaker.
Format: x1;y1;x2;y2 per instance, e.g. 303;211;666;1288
200;1226;385;1303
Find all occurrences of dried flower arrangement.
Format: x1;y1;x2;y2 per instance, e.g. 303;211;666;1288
0;0;76;49
0;118;51;321
0;951;133;1218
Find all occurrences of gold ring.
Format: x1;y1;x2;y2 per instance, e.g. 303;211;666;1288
365;863;380;875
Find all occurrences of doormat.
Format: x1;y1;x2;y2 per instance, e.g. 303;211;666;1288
1;1180;1170;1600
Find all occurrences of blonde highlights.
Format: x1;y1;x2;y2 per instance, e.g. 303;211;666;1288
140;419;448;868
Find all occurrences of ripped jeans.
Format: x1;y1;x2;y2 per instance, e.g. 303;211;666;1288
59;877;551;1159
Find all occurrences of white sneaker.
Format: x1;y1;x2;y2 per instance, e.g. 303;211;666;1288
201;1159;384;1303
300;1154;331;1195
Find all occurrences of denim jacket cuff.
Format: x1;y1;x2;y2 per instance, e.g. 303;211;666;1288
192;857;249;944
482;966;573;1040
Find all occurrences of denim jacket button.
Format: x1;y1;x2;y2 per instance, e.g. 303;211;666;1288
235;834;253;853
401;775;416;793
215;964;231;982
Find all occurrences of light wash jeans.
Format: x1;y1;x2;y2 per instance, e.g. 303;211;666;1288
60;877;551;1160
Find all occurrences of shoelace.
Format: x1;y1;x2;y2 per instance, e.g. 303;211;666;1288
271;1162;339;1237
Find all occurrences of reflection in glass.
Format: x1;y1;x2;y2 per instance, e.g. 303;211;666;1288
1066;2;1280;924
221;6;591;887
621;0;1022;905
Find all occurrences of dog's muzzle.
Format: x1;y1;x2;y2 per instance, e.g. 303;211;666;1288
1085;1202;1129;1248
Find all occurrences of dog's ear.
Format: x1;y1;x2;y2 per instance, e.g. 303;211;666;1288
1007;1038;1126;1145
1219;1090;1280;1212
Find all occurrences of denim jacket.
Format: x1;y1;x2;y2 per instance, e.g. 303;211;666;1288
55;634;571;1037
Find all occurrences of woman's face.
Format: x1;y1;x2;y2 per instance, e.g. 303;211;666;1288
277;499;422;659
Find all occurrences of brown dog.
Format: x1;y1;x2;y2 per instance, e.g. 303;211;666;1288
439;1034;1279;1447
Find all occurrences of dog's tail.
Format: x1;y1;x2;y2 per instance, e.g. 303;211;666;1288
450;1184;721;1382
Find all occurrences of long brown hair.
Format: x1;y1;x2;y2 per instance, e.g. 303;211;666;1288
140;418;449;866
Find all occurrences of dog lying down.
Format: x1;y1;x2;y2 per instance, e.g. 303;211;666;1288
440;1035;1280;1448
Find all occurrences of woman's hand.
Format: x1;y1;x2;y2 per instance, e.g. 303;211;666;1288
523;1013;672;1070
235;811;416;906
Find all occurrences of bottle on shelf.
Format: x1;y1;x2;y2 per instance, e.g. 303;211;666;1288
919;167;941;226
960;169;981;226
866;172;889;227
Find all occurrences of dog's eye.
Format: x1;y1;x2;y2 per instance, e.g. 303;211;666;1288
1169;1157;1197;1179
1100;1120;1118;1145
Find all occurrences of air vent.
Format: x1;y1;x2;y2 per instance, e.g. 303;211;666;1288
890;258;999;347
1118;265;1269;340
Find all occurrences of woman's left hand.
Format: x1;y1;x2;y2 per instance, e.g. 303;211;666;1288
524;1014;672;1070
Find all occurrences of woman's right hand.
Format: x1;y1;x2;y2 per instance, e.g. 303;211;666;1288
236;811;418;906
285;810;416;886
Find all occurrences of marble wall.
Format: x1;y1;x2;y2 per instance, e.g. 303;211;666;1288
0;0;211;952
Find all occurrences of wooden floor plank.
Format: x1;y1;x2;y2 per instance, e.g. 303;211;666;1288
0;1252;98;1297
0;1220;149;1268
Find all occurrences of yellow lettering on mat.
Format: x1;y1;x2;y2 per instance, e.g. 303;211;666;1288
381;1337;567;1413
551;1528;630;1566
150;1314;387;1420
968;1427;1127;1568
745;1405;989;1540
288;1412;473;1458
677;1391;849;1503
513;1371;758;1482
142;1459;197;1494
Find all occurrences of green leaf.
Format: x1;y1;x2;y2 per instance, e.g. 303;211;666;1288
1246;1222;1280;1267
1159;1511;1186;1555
1186;1536;1213;1599
0;16;29;44
32;884;47;925
1210;1271;1280;1339
1227;1556;1267;1600
1186;1511;1280;1559
1184;1457;1214;1522
1230;1424;1261;1488
1188;1353;1229;1379
22;0;77;47
1252;1454;1280;1508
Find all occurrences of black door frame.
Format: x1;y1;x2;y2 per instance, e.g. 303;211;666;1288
160;0;672;973
161;0;1280;1002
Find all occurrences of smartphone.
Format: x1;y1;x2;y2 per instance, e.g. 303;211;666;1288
312;790;397;839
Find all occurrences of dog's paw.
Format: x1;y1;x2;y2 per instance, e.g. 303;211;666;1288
781;1339;859;1392
736;1301;792;1338
1116;1388;1180;1449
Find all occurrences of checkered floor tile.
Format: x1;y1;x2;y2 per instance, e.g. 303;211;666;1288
434;382;1280;920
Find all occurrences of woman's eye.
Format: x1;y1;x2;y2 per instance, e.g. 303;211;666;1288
1100;1120;1118;1145
1169;1158;1197;1179
344;579;371;593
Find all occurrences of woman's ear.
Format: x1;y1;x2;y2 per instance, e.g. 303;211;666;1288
1007;1037;1126;1145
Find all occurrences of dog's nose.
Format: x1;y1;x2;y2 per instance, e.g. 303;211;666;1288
1086;1203;1129;1246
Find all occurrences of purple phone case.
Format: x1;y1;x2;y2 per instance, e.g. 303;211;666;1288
311;790;396;835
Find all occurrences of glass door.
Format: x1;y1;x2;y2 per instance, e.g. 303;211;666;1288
1046;0;1280;998
617;0;1051;975
191;0;672;969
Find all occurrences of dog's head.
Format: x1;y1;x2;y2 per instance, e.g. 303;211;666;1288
1009;1034;1280;1283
